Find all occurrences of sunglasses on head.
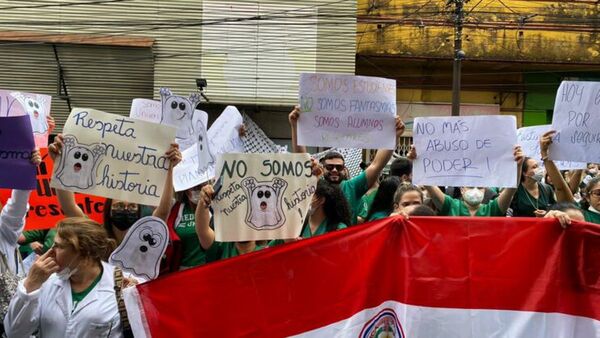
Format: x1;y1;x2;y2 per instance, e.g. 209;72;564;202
324;164;344;171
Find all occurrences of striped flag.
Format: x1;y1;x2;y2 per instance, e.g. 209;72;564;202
123;216;600;337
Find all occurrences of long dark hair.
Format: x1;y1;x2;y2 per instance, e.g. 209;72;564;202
581;176;600;210
315;180;351;232
520;156;535;184
366;176;400;221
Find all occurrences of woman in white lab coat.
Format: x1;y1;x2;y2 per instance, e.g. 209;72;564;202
4;217;124;338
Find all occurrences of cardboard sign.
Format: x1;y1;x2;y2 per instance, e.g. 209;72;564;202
0;148;104;230
550;81;600;163
517;125;587;171
50;108;176;206
213;153;317;241
412;115;518;188
0;116;36;189
173;106;244;192
298;73;397;149
0;89;52;148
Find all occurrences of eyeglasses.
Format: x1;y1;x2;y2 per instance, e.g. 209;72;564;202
590;189;600;197
324;164;344;172
112;202;138;212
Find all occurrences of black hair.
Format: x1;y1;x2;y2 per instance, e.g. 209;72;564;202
407;205;436;216
520;156;536;183
315;180;351;231
390;157;412;177
366;176;401;221
319;151;345;164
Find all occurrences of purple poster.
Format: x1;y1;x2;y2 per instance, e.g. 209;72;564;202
0;116;36;189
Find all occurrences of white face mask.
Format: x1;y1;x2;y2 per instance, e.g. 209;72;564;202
463;188;484;207
56;258;80;280
530;167;545;183
188;190;201;204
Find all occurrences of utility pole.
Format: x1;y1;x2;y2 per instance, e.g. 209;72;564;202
451;0;465;116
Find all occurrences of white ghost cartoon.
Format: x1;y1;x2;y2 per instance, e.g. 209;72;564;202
11;92;49;134
241;177;288;230
196;120;215;173
55;135;106;190
160;87;201;148
109;216;168;281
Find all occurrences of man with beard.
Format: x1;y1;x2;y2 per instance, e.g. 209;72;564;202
289;106;405;224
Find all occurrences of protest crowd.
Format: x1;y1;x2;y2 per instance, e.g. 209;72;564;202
1;79;599;338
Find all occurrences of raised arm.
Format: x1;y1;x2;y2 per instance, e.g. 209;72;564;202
48;135;85;218
288;106;307;153
364;116;406;188
568;169;584;195
540;130;575;203
195;184;215;250
497;145;524;213
152;143;181;221
407;144;445;209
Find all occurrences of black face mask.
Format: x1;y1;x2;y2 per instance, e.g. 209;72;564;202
111;210;138;231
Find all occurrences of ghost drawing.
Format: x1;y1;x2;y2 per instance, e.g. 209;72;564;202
197;122;215;173
12;93;49;134
241;177;288;230
55;135;106;190
109;216;168;281
160;87;201;148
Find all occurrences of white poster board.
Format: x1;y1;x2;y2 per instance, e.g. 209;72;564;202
129;92;208;151
517;125;587;171
213;153;317;242
0;89;52;148
51;108;176;206
173;106;245;191
550;81;600;163
412;115;518;188
297;73;397;149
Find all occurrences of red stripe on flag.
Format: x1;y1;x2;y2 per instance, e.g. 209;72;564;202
135;216;600;337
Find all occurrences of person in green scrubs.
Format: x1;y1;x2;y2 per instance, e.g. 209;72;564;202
540;130;600;224
409;145;524;217
366;176;401;222
269;179;351;247
510;157;556;217
288;106;407;225
195;184;264;263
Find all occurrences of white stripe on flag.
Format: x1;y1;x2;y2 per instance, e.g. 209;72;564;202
123;286;151;338
294;300;600;338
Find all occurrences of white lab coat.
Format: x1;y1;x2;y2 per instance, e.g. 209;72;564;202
4;261;124;338
0;189;31;275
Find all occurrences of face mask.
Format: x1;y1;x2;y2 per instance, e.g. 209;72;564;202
111;210;138;231
188;190;201;204
463;188;484;207
530;168;544;183
56;258;80;280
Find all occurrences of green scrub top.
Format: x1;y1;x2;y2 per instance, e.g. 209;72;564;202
367;210;390;222
583;209;600;224
340;171;368;225
174;204;206;267
206;242;265;262
511;183;555;217
268;219;347;247
440;195;504;217
356;189;378;220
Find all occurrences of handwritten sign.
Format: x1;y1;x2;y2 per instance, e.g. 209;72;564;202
517;125;587;171
130;98;162;122
0;148;105;230
550;81;600;163
298;73;397;149
412;115;518;188
0;116;36;189
212;153;317;242
50;108;176;206
0;89;52;148
173;106;245;191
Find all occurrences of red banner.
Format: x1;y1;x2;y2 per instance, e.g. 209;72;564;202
0;148;104;230
127;216;600;338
